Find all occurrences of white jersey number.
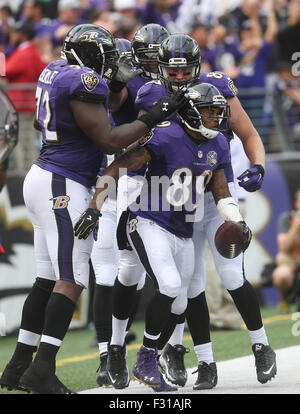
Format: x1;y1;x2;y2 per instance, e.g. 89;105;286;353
35;86;58;142
166;167;213;222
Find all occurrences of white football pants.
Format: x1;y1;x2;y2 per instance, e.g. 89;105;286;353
91;175;145;288
23;164;93;288
122;213;195;315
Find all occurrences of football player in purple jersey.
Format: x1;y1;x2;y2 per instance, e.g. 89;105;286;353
0;24;186;395
108;23;170;118
74;82;251;390
134;33;276;390
90;27;175;392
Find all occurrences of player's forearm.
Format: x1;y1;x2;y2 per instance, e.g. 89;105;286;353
228;97;266;168
211;169;244;222
210;169;232;204
105;121;149;154
241;131;265;168
108;88;128;113
90;145;150;211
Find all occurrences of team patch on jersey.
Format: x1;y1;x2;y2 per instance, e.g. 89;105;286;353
138;130;154;146
81;72;99;92
228;79;238;95
50;195;70;210
206;151;217;167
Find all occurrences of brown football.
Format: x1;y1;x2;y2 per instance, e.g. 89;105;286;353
214;221;244;259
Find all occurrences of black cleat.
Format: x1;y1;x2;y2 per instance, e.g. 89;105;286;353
0;360;32;392
96;352;110;387
19;362;77;394
192;361;218;390
159;344;189;387
106;344;130;389
252;343;277;384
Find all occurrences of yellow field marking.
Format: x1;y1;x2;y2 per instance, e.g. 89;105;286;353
56;344;142;367
241;312;294;330
0;311;297;376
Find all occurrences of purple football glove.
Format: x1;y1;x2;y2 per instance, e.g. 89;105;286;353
237;164;265;192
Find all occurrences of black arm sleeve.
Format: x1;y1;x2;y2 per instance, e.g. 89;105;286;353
70;92;107;105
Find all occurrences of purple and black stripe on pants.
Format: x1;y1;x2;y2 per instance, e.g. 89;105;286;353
51;173;74;284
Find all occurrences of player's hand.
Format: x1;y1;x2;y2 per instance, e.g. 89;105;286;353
238;221;252;252
138;88;188;129
109;54;143;93
74;208;101;240
115;54;143;83
237;164;265;192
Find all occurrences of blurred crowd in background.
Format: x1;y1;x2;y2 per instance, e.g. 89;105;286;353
1;0;300;159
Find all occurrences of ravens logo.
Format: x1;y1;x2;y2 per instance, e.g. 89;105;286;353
81;72;99;92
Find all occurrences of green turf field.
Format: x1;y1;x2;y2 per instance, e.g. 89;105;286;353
1;304;299;394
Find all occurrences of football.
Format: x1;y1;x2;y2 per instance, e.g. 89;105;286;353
214;221;244;259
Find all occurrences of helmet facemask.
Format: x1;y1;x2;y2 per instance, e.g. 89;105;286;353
132;45;160;79
157;34;201;92
158;59;201;91
179;95;230;139
131;24;170;80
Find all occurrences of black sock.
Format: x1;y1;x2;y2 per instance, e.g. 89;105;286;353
11;342;37;362
93;284;114;343
228;280;263;331
34;292;75;370
157;313;185;351
113;278;138;320
10;278;55;362
20;277;55;334
34;343;58;373
186;292;211;345
126;288;142;332
143;291;175;349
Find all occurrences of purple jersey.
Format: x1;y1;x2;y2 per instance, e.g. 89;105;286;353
111;75;150;126
135;72;238;183
110;74;150;178
35;60;108;187
130;121;230;238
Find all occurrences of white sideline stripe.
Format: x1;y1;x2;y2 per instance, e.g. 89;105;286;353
79;345;300;394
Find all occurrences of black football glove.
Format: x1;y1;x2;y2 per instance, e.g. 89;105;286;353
109;54;143;93
138;88;188;129
74;208;101;240
238;221;252;252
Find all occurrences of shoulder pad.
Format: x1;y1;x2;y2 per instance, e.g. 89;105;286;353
144;80;162;86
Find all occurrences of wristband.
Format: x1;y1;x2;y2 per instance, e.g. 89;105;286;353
217;197;243;222
137;113;154;130
253;164;265;177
